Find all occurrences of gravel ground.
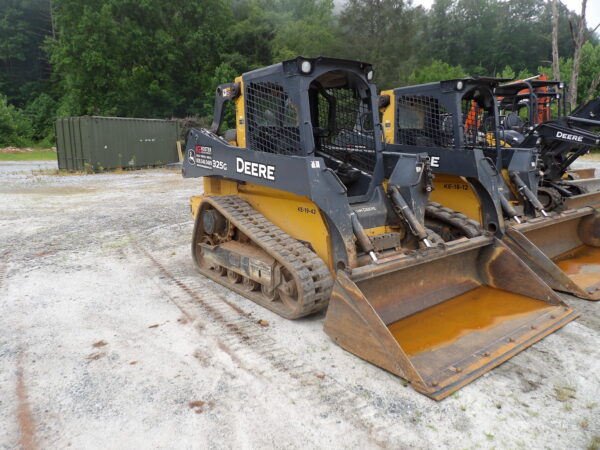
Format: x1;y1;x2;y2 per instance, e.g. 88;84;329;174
1;161;599;449
0;161;57;174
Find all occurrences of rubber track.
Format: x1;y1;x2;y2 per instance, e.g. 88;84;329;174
425;202;483;238
537;186;564;211
200;195;333;318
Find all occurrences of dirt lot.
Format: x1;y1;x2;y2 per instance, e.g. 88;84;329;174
1;161;599;449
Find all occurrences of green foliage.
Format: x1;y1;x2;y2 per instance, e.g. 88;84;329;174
24;93;57;141
577;42;600;102
0;94;33;147
424;0;597;77
0;0;53;105
270;0;337;61
205;62;239;129
0;0;599;148
48;0;232;118
336;0;426;88
408;60;467;85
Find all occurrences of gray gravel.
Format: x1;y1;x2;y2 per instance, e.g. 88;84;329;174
0;160;57;174
1;161;599;449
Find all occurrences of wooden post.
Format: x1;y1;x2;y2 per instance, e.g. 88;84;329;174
176;140;183;162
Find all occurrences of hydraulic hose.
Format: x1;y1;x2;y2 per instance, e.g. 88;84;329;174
351;213;377;262
509;172;549;217
388;186;433;247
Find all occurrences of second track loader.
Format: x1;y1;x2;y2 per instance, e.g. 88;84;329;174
380;78;600;300
181;58;576;399
494;77;600;197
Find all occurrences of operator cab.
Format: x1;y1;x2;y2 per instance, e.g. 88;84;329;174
207;57;387;202
308;69;378;197
389;77;509;153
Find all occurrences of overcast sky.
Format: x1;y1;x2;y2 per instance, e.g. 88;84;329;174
411;0;600;29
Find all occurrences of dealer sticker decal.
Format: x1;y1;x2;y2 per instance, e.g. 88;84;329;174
195;145;213;169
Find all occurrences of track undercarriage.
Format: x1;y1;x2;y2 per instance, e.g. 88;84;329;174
193;195;333;319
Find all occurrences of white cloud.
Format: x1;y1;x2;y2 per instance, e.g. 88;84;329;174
561;0;600;29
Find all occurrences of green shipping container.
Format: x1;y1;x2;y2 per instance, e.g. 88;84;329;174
55;116;179;171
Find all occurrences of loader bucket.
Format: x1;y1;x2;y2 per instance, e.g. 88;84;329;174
506;207;600;300
566;177;600;195
323;236;577;400
569;168;596;179
564;190;600;210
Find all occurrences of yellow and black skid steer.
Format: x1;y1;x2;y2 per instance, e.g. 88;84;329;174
182;58;577;399
380;77;600;300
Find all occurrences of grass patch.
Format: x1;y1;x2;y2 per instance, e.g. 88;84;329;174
588;436;600;450
31;168;85;176
554;385;577;402
0;150;56;161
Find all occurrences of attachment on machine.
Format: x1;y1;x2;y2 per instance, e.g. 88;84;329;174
183;58;577;399
509;171;548;217
388;185;433;247
381;77;600;300
494;77;600;195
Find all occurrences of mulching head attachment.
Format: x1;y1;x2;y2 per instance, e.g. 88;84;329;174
323;237;578;400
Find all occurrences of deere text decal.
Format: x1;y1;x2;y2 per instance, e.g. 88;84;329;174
236;157;275;181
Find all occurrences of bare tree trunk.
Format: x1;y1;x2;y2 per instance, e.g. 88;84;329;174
551;0;560;80
569;0;587;107
49;0;56;39
587;72;600;101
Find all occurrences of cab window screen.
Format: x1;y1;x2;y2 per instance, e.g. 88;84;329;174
245;81;301;155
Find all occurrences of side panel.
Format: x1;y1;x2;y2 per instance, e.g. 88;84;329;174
184;129;355;269
238;185;333;272
384;146;506;235
56;117;87;171
430;174;483;222
55;116;179;171
198;180;334;271
89;117;179;169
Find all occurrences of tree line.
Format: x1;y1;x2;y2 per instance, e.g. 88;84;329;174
1;0;599;147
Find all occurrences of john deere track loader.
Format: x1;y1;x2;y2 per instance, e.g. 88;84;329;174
494;77;600;197
380;77;600;300
182;57;576;399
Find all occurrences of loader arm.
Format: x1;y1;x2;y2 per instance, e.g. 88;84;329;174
524;119;600;180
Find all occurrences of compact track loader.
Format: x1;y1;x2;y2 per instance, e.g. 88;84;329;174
182;58;576;399
494;77;600;194
380;78;600;300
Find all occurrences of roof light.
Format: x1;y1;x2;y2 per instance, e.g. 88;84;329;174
367;70;374;81
300;60;312;74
